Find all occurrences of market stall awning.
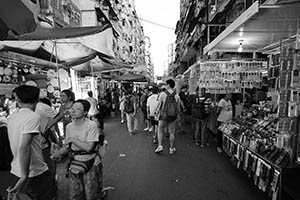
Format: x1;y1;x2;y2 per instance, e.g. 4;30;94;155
203;1;300;54
16;24;110;41
71;56;133;72
0;25;115;67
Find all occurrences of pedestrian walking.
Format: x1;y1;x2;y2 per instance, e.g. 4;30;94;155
216;93;233;153
140;87;150;131
155;79;181;155
7;85;56;200
51;99;103;200
191;88;212;147
178;85;188;134
119;91;126;123
124;90;138;135
146;86;159;143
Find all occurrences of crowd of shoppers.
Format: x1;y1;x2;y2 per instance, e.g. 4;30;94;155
2;79;235;199
118;79;235;156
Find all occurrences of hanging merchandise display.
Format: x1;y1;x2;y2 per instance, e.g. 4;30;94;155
0;56;71;112
198;60;265;94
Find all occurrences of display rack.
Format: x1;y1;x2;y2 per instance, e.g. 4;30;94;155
220;116;300;200
198;60;266;94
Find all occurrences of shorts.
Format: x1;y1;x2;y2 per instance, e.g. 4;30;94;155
149;116;158;126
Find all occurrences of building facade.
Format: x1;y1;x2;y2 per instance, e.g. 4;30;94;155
39;0;82;28
172;0;294;77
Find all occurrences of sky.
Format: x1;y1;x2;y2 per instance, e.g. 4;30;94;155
134;0;180;76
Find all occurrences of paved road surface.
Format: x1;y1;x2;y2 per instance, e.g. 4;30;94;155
56;115;268;200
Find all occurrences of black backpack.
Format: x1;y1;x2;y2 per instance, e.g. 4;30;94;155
193;96;209;119
161;91;178;122
124;95;134;113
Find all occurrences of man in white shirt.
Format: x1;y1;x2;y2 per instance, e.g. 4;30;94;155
7;85;56;199
147;86;159;143
155;79;181;155
216;93;233;153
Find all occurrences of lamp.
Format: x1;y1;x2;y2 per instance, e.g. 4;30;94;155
237;40;244;53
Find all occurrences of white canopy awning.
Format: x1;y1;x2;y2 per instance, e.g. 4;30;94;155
0;27;115;62
204;1;300;54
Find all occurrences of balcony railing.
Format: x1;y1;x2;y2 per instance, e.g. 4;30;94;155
209;0;270;22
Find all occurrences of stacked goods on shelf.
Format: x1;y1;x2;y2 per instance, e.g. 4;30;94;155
219;110;289;200
278;45;300;162
219;112;291;168
199;60;264;94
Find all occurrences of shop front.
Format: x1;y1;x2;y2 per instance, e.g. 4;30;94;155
202;1;300;200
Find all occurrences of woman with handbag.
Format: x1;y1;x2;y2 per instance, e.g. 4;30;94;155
51;99;103;200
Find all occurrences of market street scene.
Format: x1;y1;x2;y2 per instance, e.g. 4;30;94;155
0;0;300;200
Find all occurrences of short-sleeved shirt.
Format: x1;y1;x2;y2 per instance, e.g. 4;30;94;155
147;94;159;117
66;119;99;161
7;108;48;178
217;98;233;122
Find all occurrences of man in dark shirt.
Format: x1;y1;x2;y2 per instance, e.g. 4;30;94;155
178;85;189;134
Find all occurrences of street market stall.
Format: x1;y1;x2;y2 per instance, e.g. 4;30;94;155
202;1;300;199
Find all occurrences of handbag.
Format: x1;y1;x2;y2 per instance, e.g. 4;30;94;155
69;158;95;174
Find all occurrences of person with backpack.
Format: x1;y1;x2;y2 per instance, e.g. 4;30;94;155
123;90;138;135
192;88;212;147
154;79;181;155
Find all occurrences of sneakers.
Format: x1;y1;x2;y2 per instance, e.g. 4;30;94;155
169;147;176;155
144;127;149;131
200;143;210;148
149;127;154;132
217;147;223;153
195;142;200;146
121;120;124;124
155;146;163;153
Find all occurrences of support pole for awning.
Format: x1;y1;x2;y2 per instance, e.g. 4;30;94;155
297;18;299;49
54;41;61;90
